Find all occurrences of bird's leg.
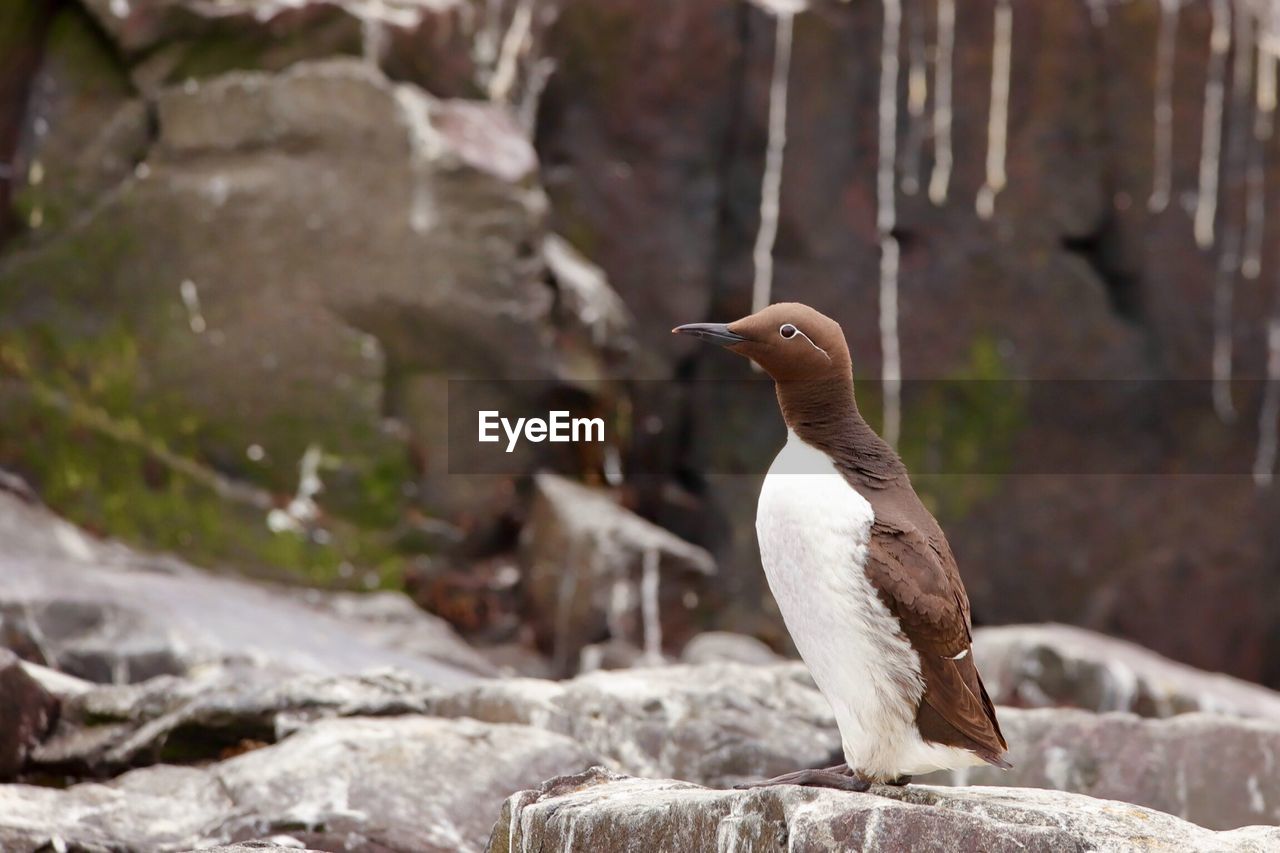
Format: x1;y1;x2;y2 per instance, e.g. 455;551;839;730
734;763;871;793
885;775;912;786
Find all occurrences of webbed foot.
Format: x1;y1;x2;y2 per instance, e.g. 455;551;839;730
734;763;871;793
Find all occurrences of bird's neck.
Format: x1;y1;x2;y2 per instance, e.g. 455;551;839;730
774;377;908;488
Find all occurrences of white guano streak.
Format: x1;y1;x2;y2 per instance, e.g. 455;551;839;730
394;87;446;233
488;0;535;102
751;11;795;314
1149;0;1179;212
1244;24;1275;280
180;279;206;334
1212;0;1254;424
640;548;663;665
900;0;928;196
878;0;902;448
360;0;386;64
1256;318;1280;488
1195;0;1231;249
976;0;1012;220
928;0;955;205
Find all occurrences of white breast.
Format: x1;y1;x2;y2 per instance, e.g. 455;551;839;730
756;431;984;779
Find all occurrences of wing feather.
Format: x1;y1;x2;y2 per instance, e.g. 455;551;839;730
863;515;1008;763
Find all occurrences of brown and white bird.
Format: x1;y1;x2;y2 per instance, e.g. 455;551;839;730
675;302;1008;792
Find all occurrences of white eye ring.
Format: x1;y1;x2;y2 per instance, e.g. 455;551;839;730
779;323;798;339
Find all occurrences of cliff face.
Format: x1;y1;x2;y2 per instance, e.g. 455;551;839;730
3;0;1280;685
538;0;1280;683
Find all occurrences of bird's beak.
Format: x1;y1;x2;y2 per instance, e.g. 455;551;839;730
671;322;747;346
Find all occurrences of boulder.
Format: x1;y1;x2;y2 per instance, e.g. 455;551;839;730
30;665;441;777
0;715;597;853
30;660;834;787
922;707;1280;831
489;767;1280;853
437;660;1280;830
974;624;1280;721
0;491;492;686
8;6;150;240
0;52;627;573
680;630;785;666
521;472;716;674
430;662;840;788
0;1;57;240
0;649;59;780
78;0;552;104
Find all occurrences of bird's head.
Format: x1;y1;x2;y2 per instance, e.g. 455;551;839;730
673;302;851;382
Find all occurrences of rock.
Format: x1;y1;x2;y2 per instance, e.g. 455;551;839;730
0;715;597;853
79;0;551;104
680;630;784;666
921;707;1280;832
297;589;499;678
0;491;490;686
440;661;1280;830
0;467;38;503
542;233;634;373
0;649;59;780
0;1;57;240
577;637;651;672
9;5;150;239
490;767;1280;853
430;662;840;788
974;624;1280;721
521;472;716;674
473;642;554;679
16;660;94;700
0;51;626;573
30;665;441;777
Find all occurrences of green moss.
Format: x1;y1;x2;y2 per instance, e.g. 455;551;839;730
0;308;408;588
0;187;423;587
892;336;1026;521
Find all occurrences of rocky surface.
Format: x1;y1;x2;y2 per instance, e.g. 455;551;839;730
923;707;1280;831
0;649;59;780
490;767;1280;853
5;635;1280;846
433;659;1280;832
0;491;492;686
14;647;1280;836
430;662;839;789
974;624;1280;721
680;630;786;666
521;472;716;674
1;15;630;578
28;665;439;778
0;715;597;853
3;0;1280;689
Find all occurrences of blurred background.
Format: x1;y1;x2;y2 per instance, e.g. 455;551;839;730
2;0;1280;695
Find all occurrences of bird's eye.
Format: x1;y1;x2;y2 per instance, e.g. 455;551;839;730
779;324;798;339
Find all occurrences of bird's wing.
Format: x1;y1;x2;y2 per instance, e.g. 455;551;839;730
863;514;1009;764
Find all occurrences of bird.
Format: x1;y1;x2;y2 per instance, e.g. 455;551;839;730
673;302;1009;792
